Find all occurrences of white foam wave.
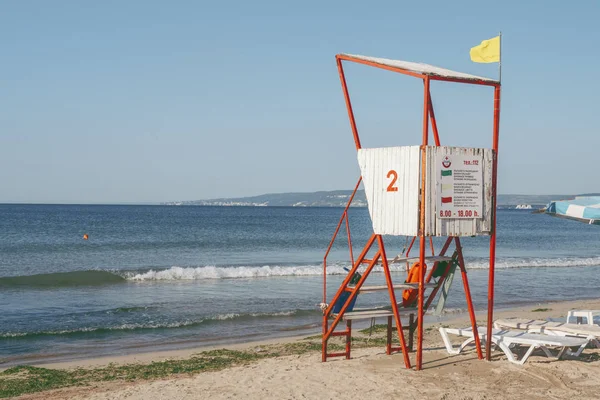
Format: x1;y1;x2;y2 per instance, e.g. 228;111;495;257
123;257;600;282
126;265;358;281
465;256;600;270
0;310;309;338
0;320;205;338
212;310;299;320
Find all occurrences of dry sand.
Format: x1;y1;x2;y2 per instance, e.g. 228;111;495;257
16;298;600;400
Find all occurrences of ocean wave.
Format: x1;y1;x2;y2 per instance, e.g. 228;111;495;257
211;310;301;320
0;309;316;339
124;265;376;281
463;256;600;270
125;257;600;281
0;320;205;338
2;256;600;288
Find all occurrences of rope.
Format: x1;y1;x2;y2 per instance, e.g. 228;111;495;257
366;317;376;343
390;236;410;264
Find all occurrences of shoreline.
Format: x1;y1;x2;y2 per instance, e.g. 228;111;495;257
0;299;560;370
3;297;600;399
11;296;597;371
7;289;600;370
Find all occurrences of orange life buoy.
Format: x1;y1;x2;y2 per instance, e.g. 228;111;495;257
402;262;427;307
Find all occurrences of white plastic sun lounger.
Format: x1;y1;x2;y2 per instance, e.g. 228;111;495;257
494;318;600;348
566;310;600;325
439;327;589;365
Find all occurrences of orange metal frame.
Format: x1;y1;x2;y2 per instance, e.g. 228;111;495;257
323;54;501;370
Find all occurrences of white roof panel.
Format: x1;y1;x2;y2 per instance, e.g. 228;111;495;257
340;53;498;84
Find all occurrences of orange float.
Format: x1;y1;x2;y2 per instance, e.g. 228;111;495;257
402;262;427;307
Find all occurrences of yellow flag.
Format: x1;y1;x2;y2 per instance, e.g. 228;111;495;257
470;36;500;63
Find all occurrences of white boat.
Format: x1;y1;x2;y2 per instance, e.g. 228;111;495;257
515;204;532;210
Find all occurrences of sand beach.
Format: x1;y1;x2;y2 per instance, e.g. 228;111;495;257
6;298;600;400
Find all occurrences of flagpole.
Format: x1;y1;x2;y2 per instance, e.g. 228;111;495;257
498;31;502;83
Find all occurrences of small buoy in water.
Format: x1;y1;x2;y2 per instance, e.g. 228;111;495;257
83;234;89;240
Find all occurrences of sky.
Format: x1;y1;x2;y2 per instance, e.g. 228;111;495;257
1;0;599;203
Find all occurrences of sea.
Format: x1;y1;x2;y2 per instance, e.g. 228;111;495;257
1;204;600;366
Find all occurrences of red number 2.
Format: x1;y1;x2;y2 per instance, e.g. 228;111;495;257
386;170;398;192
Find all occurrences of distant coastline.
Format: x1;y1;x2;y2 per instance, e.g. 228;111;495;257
161;190;592;208
4;192;598;207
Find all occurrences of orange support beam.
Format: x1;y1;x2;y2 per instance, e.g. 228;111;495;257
487;84;502;360
323;234;377;333
336;59;361;150
378;236;411;369
323;176;362;305
416;77;430;370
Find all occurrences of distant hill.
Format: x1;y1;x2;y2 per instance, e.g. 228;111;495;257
163;191;583;208
164;190;368;207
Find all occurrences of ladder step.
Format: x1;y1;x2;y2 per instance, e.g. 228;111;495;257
358;283;437;293
358;255;453;266
340;307;418;320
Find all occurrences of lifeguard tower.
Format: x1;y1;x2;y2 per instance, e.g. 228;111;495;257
322;54;501;370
